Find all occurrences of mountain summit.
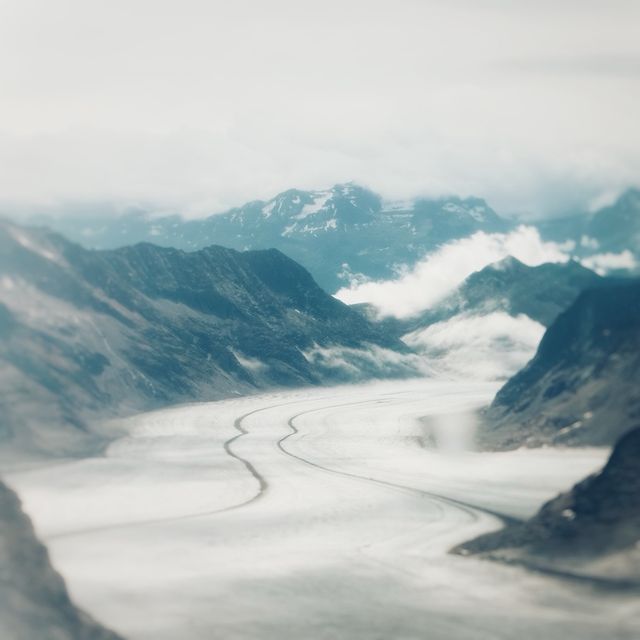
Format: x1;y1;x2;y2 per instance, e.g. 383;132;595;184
34;184;510;292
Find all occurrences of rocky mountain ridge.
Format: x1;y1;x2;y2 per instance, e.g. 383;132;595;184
0;219;419;459
30;183;510;291
479;278;640;448
456;426;640;586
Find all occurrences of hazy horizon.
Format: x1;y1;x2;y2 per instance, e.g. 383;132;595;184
2;0;640;220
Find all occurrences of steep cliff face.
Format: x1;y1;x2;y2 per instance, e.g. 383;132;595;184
479;279;640;449
0;480;124;640
455;427;640;584
0;220;416;458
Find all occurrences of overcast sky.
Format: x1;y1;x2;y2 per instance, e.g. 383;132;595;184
1;0;639;219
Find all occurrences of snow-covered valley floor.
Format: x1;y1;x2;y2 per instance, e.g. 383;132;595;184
7;380;640;639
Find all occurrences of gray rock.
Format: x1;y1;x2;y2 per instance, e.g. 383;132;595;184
479;278;640;449
455;427;640;585
0;479;124;640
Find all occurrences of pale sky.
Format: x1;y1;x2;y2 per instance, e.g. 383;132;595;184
1;0;639;218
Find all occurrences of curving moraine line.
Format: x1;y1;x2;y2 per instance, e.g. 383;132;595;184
276;404;521;528
47;402;291;540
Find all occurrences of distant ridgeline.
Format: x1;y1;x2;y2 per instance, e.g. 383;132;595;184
31;184;640;292
0;219;420;458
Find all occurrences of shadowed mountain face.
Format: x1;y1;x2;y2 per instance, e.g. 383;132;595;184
406;257;602;330
455;427;640;585
0;220;418;458
0;479;124;640
31;183;510;292
479;279;640;449
375;257;603;382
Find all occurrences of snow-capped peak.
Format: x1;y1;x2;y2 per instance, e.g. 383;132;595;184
294;191;334;220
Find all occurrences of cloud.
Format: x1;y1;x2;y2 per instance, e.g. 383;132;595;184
580;250;637;275
403;312;545;381
0;1;639;218
302;343;433;381
499;53;640;78
334;226;574;318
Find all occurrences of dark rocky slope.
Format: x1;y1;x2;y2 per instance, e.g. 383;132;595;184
479;278;640;449
0;220;417;459
455;427;640;585
0;479;124;640
406;256;602;330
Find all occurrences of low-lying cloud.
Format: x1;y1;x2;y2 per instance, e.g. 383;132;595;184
335;226;574;319
580;250;636;275
302;343;433;381
403;312;546;382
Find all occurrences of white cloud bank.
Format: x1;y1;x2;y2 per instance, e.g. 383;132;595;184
403;312;545;382
580;250;636;275
1;1;639;218
335;226;574;319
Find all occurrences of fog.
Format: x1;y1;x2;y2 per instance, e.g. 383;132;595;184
335;226;573;317
1;1;640;218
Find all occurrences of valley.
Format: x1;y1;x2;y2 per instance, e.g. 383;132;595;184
7;380;633;640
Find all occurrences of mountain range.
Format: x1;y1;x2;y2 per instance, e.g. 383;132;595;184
29;185;640;295
28;184;511;292
0;219;420;460
479;278;640;448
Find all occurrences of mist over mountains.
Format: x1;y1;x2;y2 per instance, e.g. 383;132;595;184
4;180;638;457
28;184;639;295
398;257;604;380
28;184;506;292
3;1;640;635
2;179;640;618
538;189;640;267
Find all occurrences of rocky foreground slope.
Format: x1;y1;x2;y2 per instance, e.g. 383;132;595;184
0;219;418;459
0;479;123;640
455;426;640;586
479;278;640;448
